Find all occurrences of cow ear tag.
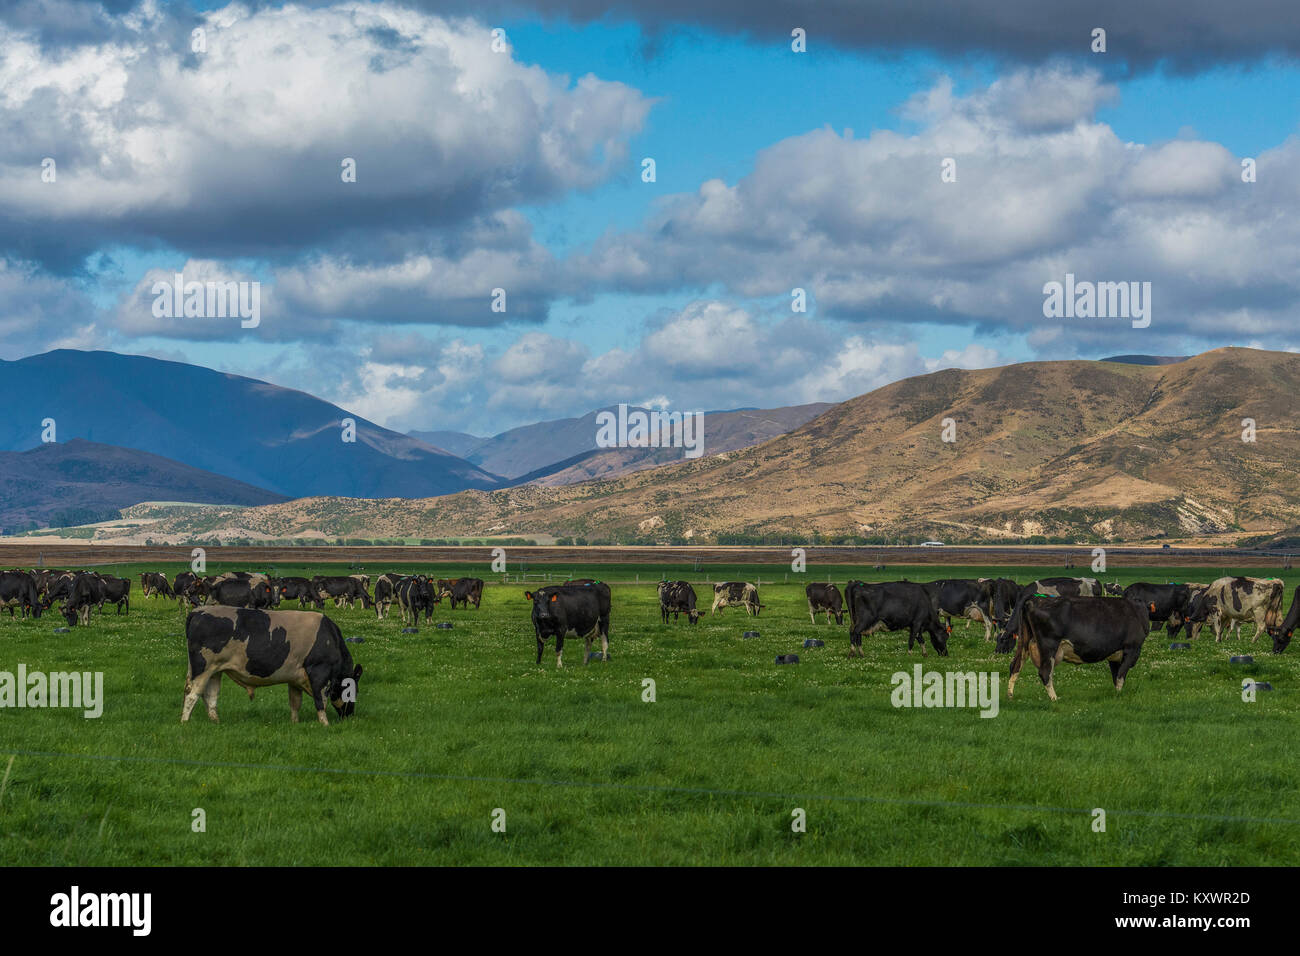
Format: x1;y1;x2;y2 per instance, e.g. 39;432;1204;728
550;594;558;602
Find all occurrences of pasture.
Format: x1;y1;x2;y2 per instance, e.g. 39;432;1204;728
0;560;1297;866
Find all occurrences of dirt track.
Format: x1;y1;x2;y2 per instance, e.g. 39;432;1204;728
0;543;1291;569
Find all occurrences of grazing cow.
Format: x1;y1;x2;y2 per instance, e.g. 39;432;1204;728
922;579;996;640
210;579;276;609
0;570;42;619
96;574;131;614
846;581;950;657
525;583;611;667
805;583;845;625
59;572;106;626
1120;583;1194;634
31;569;69;597
996;594;1149;701
980;578;1022;626
349;574;370;592
1023;577;1103;598
140;572;173;598
312;576;372;610
395;575;435;623
181;607;362;724
41;572;78;606
711;581;763;616
1267;585;1300;653
273;577;317;609
374;576;396;619
443;577;484;610
1185;576;1285;642
658;581;700;624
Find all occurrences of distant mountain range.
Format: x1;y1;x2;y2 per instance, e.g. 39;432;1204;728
0;350;503;502
0;350;828;531
0;439;285;531
410;403;833;481
104;347;1300;544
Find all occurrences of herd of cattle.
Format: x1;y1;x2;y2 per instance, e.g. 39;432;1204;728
644;574;1299;700
4;565;1298;720
0;567;485;628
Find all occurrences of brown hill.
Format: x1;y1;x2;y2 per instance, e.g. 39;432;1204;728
67;347;1300;544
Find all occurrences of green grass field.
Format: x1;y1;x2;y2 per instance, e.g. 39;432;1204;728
1;561;1297;865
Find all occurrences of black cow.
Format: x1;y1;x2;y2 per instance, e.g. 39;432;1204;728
173;571;200;603
847;582;950;657
1121;583;1193;635
140;572;173;598
96;574;130;614
210;579;275;609
0;570;42;619
1268;585;1300;653
922;579;995;640
444;577;484;610
658;581;700;624
981;578;1022;625
525;583;611;667
805;583;844;625
182;607;362;724
312;576;372;610
996;594;1149;701
60;572;106;626
273;577;318;609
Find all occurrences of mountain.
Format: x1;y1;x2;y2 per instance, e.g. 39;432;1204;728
411;402;834;481
0;350;503;499
96;348;1300;544
0;439;285;531
406;430;486;459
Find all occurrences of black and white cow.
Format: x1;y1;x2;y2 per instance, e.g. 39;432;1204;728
1120;583;1194;634
846;581;950;657
658;581;700;624
711;581;762;616
1185;576;1285;643
395;575;435;623
140;572;173;598
525;583;611;667
805;583;844;625
182;607;362;724
996;594;1149;701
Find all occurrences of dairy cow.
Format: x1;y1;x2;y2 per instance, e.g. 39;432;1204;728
525;583;611;667
1185;576;1285;642
996;594;1150;701
711;581;762;616
182;607;362;724
658;581;700;624
846;581;950;657
805;583;844;625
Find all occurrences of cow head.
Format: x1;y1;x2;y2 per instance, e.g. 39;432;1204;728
688;608;700;624
330;664;363;718
1104;582;1124;596
1267;625;1293;654
59;602;78;626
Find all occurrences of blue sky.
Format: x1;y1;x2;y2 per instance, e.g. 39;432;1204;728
3;1;1299;435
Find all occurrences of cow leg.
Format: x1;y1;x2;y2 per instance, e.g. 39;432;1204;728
180;670;214;722
808;602;815;624
601;630;609;661
1039;641;1061;701
555;634;565;669
1007;635;1028;698
584;633;593;664
201;674;222;722
288;686;302;723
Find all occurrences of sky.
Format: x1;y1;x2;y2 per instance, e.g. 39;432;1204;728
1;0;1299;436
